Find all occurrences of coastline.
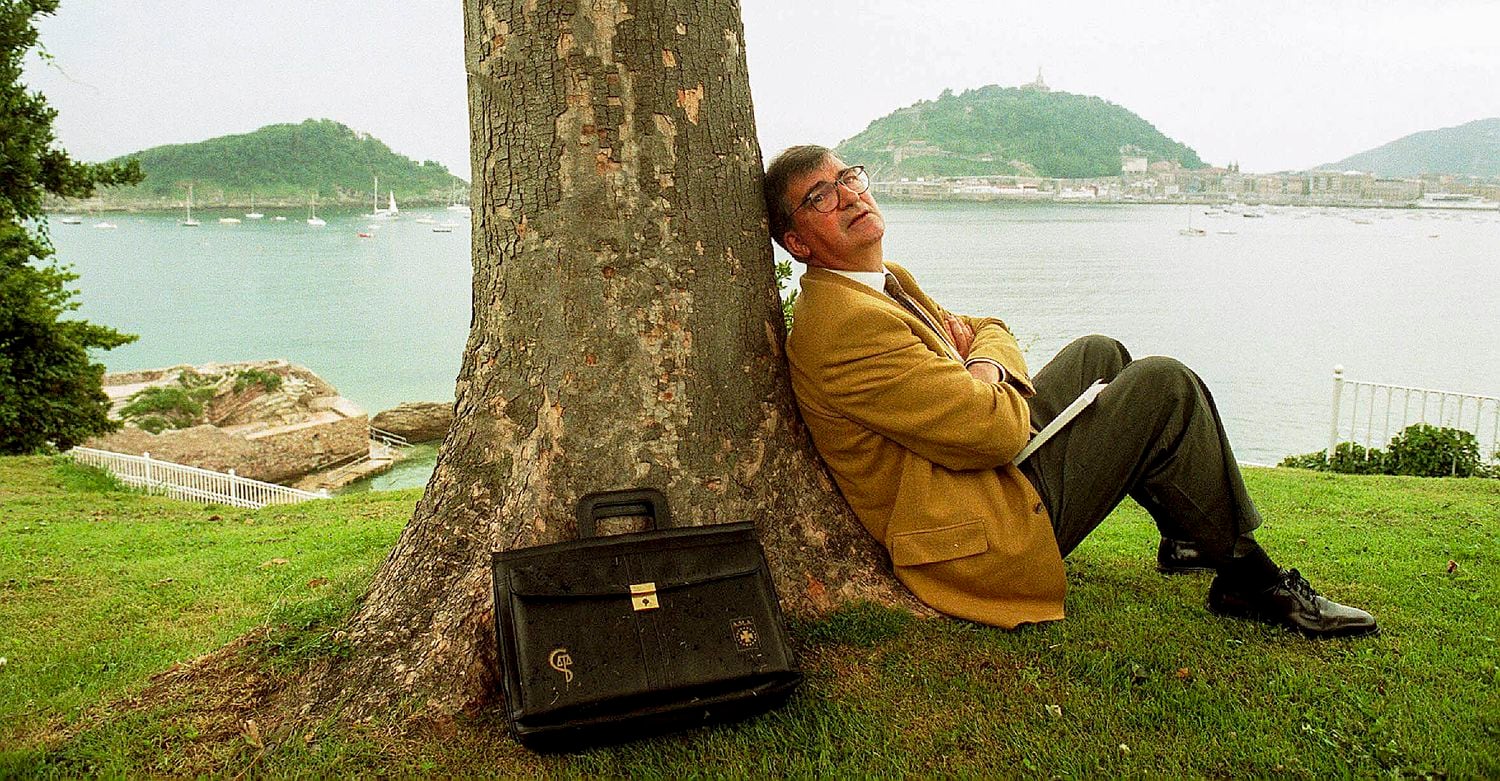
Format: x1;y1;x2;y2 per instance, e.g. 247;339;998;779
870;194;1464;209
42;195;468;214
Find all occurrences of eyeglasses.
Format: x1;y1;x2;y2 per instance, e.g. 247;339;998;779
792;166;869;216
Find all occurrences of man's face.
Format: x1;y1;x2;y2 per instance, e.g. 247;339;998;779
781;156;885;271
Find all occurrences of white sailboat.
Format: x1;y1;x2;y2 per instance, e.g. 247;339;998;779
180;184;201;227
386;191;399;217
368;176;391;219
245;192;264;220
446;186;470;213
307;194;326;227
1178;207;1205;237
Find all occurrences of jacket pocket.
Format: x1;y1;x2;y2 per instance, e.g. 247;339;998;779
889;519;988;567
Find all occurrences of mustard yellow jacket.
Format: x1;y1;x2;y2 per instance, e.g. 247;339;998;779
786;264;1066;628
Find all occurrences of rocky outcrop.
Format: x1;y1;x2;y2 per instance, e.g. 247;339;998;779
86;415;369;484
86;360;370;484
371;402;454;443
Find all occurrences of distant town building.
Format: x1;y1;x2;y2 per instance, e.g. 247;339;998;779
1121;156;1148;174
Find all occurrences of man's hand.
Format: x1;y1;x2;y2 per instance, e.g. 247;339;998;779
942;314;974;359
966;360;1001;384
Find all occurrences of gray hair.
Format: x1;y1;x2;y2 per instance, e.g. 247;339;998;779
763;144;833;254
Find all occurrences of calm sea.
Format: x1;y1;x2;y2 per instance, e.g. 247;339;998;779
50;202;1500;489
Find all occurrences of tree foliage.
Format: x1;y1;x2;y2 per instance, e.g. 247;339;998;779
836;85;1207;180
1;0;142;453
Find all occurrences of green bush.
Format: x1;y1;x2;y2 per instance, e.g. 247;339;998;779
776;257;797;332
1280;423;1495;478
1386;423;1486;477
119;382;215;432
232;368;282;393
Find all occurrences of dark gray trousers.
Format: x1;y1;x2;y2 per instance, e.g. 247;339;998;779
1017;335;1264;562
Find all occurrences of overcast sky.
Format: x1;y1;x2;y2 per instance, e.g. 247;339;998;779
22;1;1500;177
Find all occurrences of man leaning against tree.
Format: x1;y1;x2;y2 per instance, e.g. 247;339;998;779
765;144;1376;639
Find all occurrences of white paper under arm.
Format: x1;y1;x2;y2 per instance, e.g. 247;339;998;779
1012;380;1108;465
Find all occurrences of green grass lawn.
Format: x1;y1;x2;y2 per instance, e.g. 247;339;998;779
1;455;1496;778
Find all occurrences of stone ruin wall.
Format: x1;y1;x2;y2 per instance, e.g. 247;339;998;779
89;413;369;484
88;360;369;484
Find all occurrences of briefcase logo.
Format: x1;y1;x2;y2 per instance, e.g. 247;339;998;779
731;618;759;650
548;647;574;684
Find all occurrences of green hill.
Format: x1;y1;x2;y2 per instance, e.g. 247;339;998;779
1326;118;1500;177
103;119;466;207
836;84;1206;180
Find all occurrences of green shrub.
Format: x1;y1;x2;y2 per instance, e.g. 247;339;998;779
776;257;797;332
232;368;282;394
1280;423;1495;478
119;383;215;432
1385;423;1485;477
176;368;218;388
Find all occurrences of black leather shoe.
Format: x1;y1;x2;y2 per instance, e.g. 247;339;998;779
1208;568;1379;639
1157;537;1214;574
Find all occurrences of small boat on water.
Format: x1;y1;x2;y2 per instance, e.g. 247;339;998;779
93;221;117;229
180;183;201;227
431;224;454;233
367;176;394;220
357;231;374;238
59;215;83;224
218;217;241;224
446;187;469;213
1179;207;1205;236
307;194;326;227
245;192;263;220
272;215;287;221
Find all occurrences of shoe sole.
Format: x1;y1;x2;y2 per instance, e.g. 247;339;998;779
1207;599;1381;639
1157;564;1215;575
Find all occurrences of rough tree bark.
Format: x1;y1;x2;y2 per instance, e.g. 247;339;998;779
307;0;920;718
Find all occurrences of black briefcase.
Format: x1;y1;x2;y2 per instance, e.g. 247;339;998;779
491;488;801;751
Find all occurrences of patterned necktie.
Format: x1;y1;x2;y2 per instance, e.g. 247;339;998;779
884;272;961;361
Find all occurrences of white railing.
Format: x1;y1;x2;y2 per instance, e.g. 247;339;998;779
68;447;329;509
369;426;412;449
1329;366;1500;462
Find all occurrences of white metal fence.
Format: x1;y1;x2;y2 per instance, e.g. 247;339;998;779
1329;366;1500;463
369;426;412;450
68;447;329;509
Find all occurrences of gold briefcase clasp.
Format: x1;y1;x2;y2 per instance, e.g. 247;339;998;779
629;582;659;612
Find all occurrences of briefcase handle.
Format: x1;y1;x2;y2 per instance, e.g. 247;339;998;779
575;488;673;538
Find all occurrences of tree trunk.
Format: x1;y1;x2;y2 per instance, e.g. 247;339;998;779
309;0;919;719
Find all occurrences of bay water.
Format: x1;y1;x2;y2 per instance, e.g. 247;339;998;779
50;202;1500;489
